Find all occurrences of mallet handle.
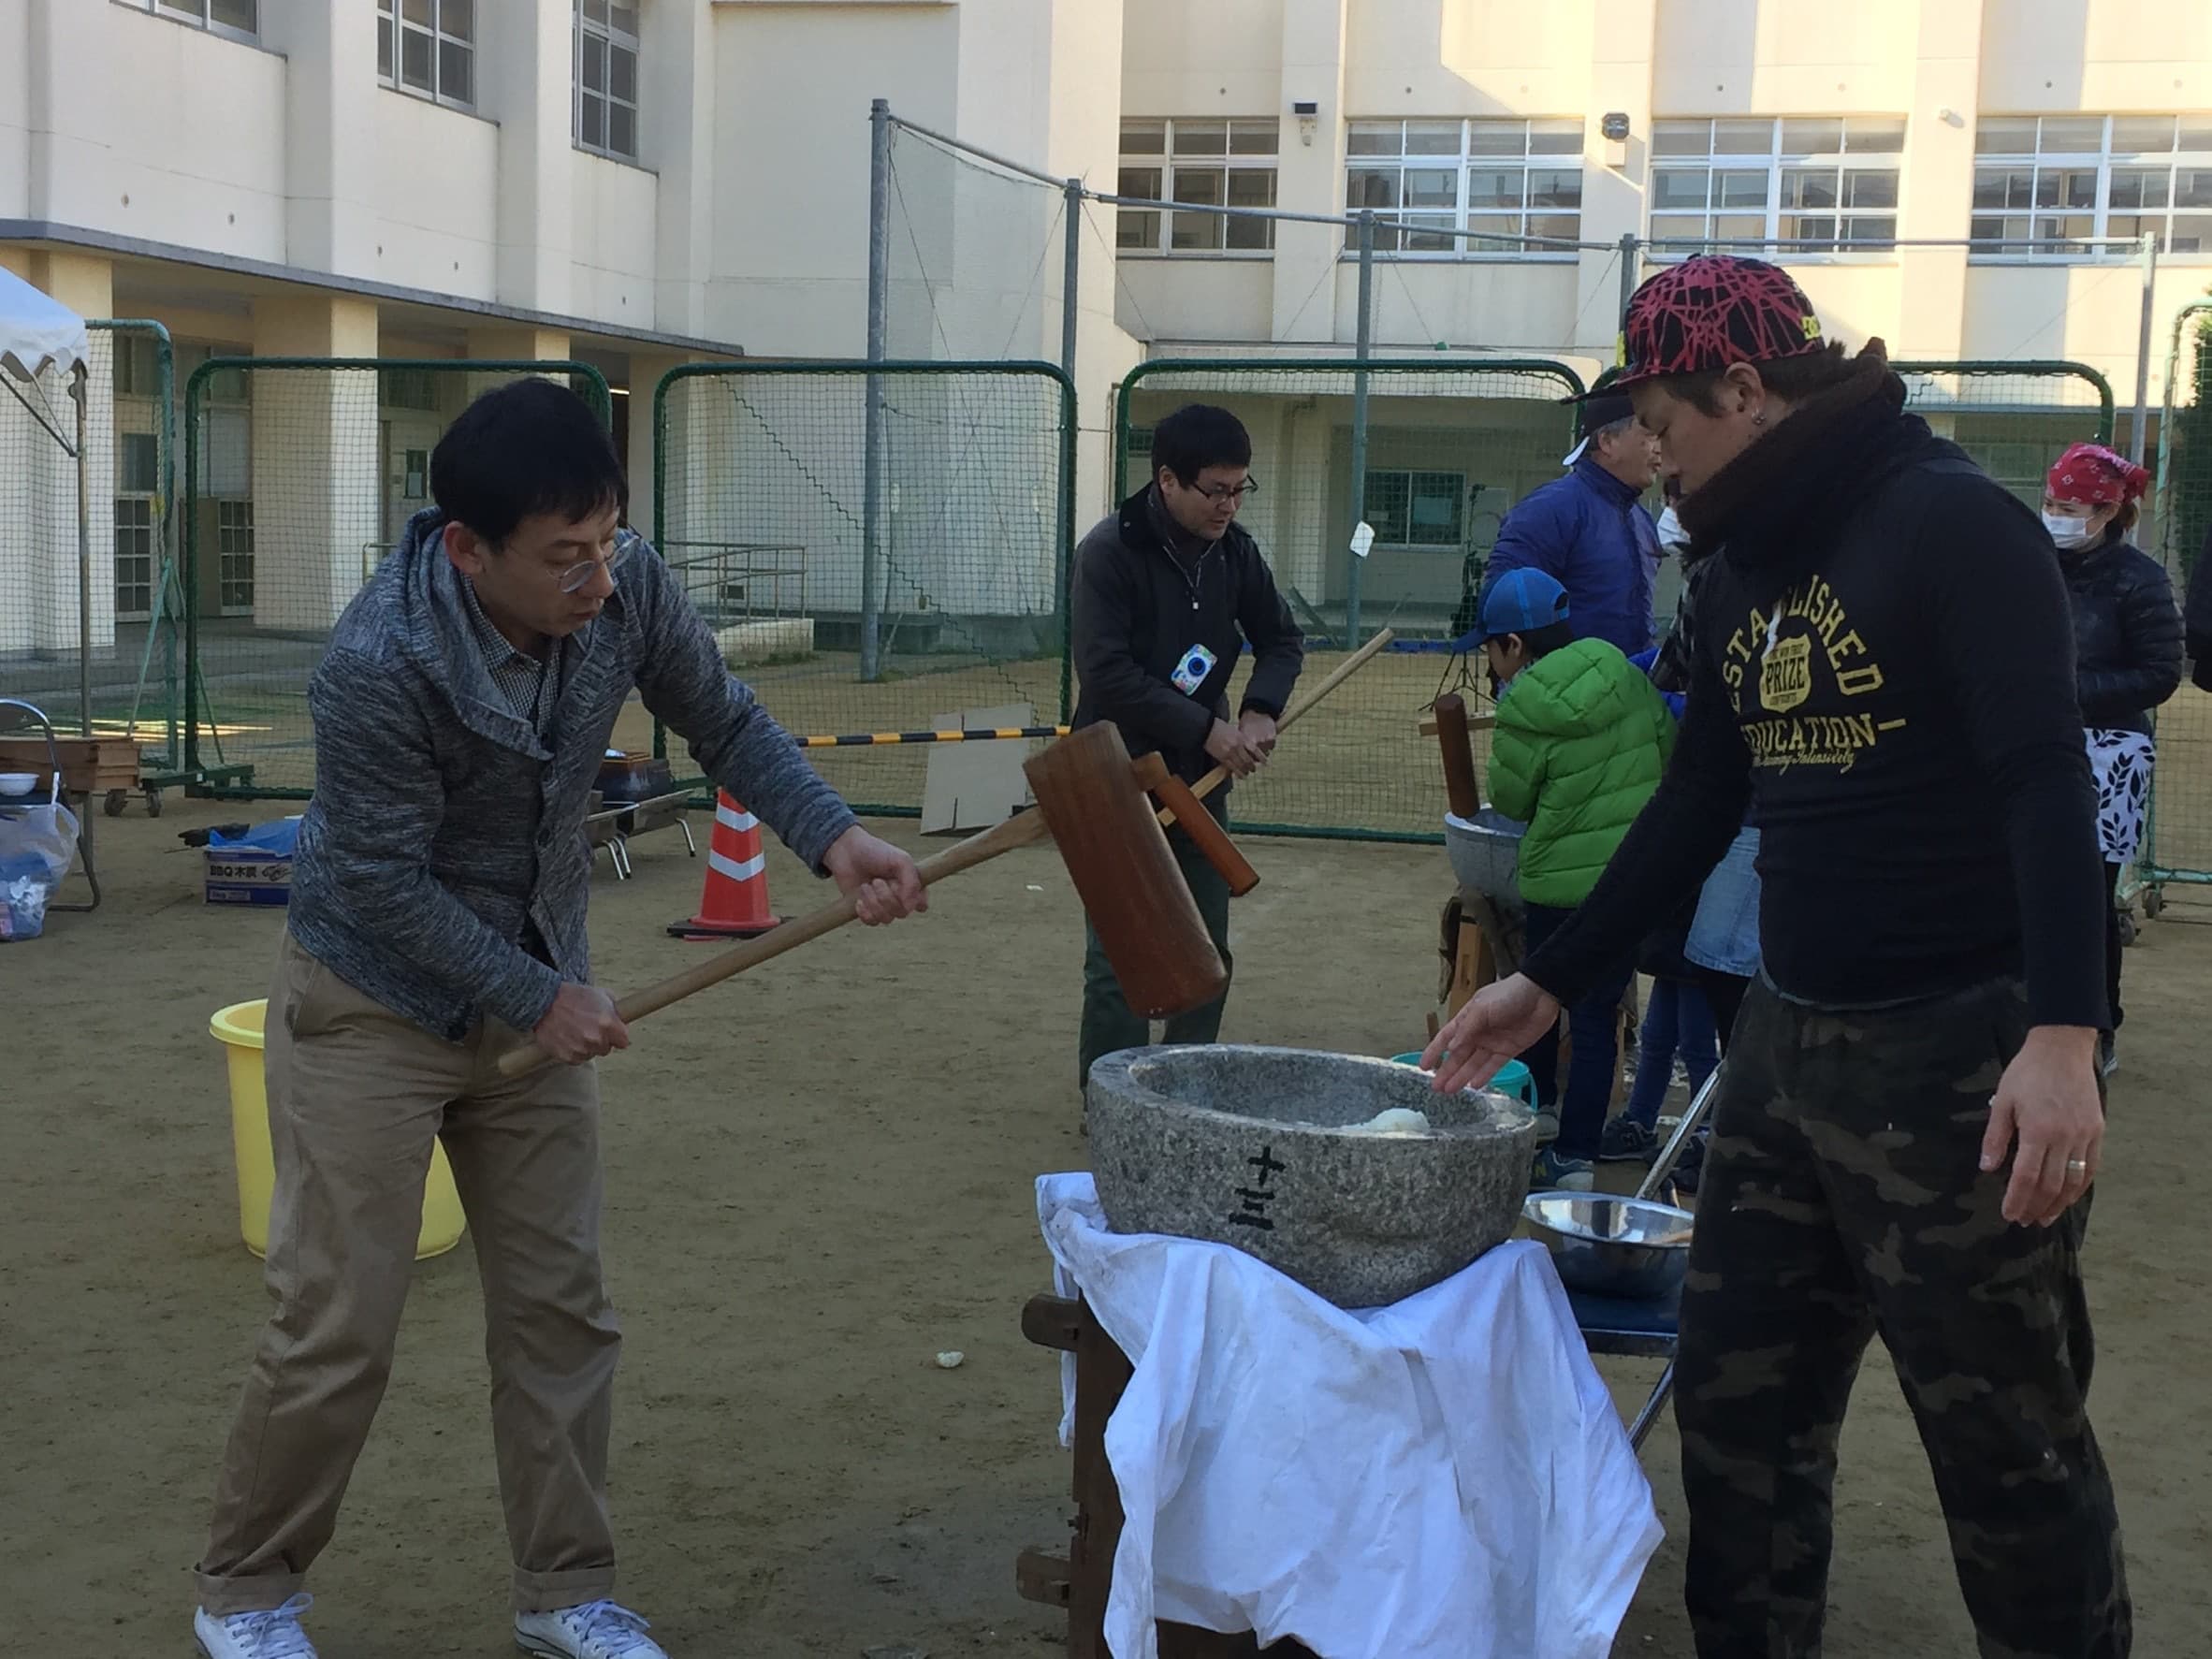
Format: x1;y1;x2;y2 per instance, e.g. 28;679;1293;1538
1157;626;1397;826
495;809;1052;1080
1133;754;1259;896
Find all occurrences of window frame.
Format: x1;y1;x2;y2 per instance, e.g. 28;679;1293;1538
112;0;259;46
575;0;644;164
1647;115;1906;258
1970;114;2212;261
113;495;157;623
216;500;257;618
377;0;476;113
1341;118;1586;261
1116;119;1281;257
1362;468;1471;551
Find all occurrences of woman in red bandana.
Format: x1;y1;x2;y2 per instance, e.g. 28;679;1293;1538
2041;441;2183;1074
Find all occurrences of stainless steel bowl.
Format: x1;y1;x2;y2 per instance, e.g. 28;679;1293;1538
1523;1193;1694;1300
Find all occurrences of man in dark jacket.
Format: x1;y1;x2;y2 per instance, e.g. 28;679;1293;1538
1070;403;1303;1086
1425;258;2126;1657
1481;387;1664;654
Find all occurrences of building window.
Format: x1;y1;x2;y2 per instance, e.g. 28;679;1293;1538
379;369;442;413
575;0;641;162
1650;117;1904;254
1343;119;1583;256
1118;120;1279;254
112;337;160;399
117;0;258;42
1365;470;1467;548
115;497;156;622
378;0;474;109
1972;116;2212;256
217;501;256;616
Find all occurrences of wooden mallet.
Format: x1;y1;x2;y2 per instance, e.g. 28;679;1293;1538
496;627;1397;1078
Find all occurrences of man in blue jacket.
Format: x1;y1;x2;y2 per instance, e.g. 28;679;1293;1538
1482;387;1664;655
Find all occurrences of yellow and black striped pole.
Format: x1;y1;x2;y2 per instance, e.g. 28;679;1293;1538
793;725;1070;749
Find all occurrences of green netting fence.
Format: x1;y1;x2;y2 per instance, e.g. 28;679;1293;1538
182;358;613;798
0;321;91;743
0;319;206;806
1111;357;1586;840
1096;356;2120;843
2144;304;2212;908
1892;359;2116;501
1123;356;1593;836
649;360;1077;815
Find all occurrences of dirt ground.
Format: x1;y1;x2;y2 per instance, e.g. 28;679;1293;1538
7;792;2212;1657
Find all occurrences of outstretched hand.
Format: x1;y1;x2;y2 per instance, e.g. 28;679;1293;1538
1419;972;1560;1095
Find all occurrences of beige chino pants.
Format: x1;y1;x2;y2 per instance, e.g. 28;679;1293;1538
196;933;620;1616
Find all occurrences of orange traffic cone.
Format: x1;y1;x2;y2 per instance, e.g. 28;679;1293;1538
668;793;785;939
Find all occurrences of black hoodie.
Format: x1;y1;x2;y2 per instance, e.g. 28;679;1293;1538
1070;488;1304;788
1527;357;2107;1030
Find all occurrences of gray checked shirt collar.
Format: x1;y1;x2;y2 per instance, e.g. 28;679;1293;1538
458;575;560;736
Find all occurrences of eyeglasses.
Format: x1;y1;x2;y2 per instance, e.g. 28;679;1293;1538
1189;475;1260;505
554;537;632;594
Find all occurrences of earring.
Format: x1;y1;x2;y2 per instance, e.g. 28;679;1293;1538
1751;409;1768;429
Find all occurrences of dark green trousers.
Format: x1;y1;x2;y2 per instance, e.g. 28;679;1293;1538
1077;805;1233;1089
1678;977;2127;1658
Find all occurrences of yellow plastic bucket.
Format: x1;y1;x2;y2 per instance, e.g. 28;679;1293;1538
210;999;467;1260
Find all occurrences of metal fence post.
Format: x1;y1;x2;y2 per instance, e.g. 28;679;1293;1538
182;366;201;777
2131;230;2158;467
1061;177;1082;380
861;97;892;682
1346;209;1375;649
72;367;91;737
1059;175;1083;720
1617;231;1639;352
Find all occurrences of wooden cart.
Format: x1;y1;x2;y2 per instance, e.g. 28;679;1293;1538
0;702;113;912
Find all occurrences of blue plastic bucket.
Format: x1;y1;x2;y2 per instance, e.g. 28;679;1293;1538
1389;1053;1538;1113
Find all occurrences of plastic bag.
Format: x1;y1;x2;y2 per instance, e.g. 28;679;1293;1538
206;817;300;856
0;799;80;941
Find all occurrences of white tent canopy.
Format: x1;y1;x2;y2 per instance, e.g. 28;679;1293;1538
0;265;95;740
0;266;90;386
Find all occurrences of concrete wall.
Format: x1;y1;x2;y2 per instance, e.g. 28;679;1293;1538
1;0;727;343
1107;0;2212;413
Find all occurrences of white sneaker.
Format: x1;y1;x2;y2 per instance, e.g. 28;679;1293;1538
194;1594;318;1659
516;1599;668;1659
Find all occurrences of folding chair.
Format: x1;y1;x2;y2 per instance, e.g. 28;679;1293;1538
1565;1065;1721;1450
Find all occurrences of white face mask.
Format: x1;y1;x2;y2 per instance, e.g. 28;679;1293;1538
1655;504;1689;552
2042;510;2098;550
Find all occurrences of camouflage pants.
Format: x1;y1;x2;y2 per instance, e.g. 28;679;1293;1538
1677;977;2129;1658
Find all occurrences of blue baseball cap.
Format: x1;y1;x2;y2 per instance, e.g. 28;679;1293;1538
1473;568;1571;646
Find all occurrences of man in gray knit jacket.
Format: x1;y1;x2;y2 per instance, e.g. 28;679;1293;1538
191;380;923;1659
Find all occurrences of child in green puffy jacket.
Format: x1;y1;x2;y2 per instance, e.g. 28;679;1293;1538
1475;567;1674;1188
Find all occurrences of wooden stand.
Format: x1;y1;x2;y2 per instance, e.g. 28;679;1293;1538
1017;1294;1320;1658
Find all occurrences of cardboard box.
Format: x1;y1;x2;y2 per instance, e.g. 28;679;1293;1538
204;847;293;907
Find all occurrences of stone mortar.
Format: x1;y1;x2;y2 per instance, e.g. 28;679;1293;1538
1084;1044;1538;1308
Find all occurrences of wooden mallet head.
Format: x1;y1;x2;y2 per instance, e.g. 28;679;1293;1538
1023;721;1233;1019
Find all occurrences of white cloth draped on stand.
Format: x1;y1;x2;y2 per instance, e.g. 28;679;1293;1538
1036;1172;1662;1659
